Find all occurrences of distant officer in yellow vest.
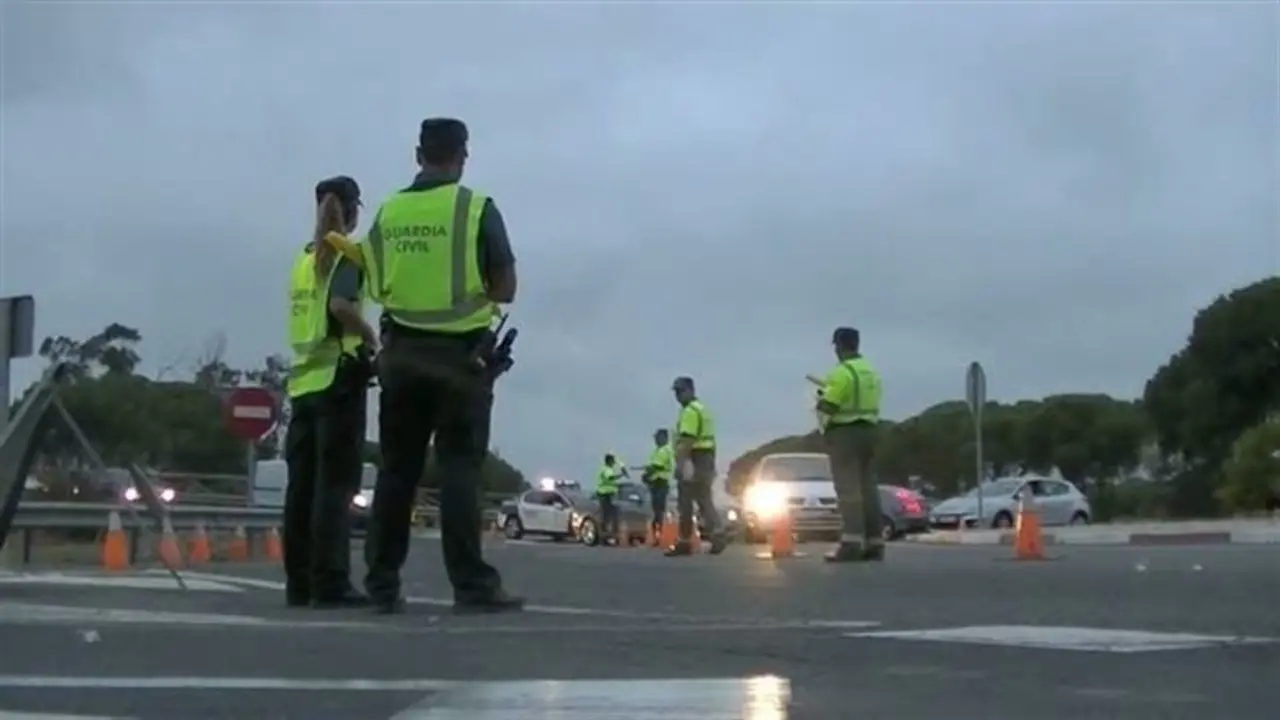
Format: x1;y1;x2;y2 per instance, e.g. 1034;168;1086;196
642;429;675;540
596;453;626;545
283;176;378;609
361;118;524;615
666;377;728;557
815;327;885;562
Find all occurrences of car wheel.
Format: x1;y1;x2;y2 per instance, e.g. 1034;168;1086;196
1069;511;1089;526
503;516;524;540
992;512;1014;529
880;516;898;541
579;519;600;547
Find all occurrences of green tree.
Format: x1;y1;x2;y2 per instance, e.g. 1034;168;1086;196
1143;276;1280;514
1217;420;1280;513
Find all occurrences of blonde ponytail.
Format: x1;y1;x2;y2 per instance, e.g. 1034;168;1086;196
313;193;345;277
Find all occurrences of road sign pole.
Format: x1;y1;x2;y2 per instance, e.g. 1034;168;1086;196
965;362;987;527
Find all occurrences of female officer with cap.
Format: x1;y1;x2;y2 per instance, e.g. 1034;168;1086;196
281;176;378;608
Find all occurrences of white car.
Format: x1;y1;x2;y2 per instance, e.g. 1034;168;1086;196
740;453;842;540
496;489;580;542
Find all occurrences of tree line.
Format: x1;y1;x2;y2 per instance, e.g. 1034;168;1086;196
12;326;526;495
727;276;1280;519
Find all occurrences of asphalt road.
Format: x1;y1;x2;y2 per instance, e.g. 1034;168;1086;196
0;536;1277;719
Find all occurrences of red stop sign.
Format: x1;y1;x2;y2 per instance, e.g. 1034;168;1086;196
224;386;279;441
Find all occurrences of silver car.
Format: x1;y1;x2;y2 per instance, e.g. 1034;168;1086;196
929;476;1091;530
739;453;930;542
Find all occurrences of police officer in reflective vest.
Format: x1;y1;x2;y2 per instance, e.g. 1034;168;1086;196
642;429;674;541
665;377;728;557
361;118;525;614
283;176;379;608
815;327;885;562
596;453;626;545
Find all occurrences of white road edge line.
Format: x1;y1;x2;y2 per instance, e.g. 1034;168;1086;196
164;570;880;628
0;677;459;691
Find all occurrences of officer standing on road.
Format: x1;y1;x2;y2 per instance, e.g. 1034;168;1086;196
642;429;674;541
595;453;626;545
665;377;728;557
815;327;886;562
360;117;525;615
283;176;379;609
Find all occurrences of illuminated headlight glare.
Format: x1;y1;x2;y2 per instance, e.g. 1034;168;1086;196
726;508;739;523
123;487;140;502
743;483;788;519
159;488;176;503
352;491;372;509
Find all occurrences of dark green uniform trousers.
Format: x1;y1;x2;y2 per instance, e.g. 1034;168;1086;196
676;451;720;541
283;362;366;602
823;421;882;544
364;329;503;603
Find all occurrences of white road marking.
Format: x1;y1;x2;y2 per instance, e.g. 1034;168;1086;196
0;603;383;631
845;625;1277;653
0;707;128;712
180;571;877;627
0;573;242;593
389;677;791;719
0;601;873;636
0;677;457;692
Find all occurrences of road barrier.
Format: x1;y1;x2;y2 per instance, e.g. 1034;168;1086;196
1;501;284;568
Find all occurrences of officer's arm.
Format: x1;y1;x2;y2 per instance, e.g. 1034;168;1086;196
328;258;378;349
675;407;698;465
479;199;517;304
816;367;850;416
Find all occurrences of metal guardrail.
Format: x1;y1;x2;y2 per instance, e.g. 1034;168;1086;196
2;502;284;569
11;502;281;531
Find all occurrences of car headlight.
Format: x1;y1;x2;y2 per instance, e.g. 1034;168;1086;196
743;483;788;519
159;488;176;503
726;508;739;523
123;487;140;502
352;491;372;509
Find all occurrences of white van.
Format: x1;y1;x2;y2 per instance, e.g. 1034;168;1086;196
251;460;377;511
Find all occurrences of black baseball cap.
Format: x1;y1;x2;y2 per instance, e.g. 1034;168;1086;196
671;376;695;392
419;117;469;156
314;176;362;206
832;327;860;347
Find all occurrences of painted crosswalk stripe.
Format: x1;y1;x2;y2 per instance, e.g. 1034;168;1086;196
844;625;1277;653
389;677;791;719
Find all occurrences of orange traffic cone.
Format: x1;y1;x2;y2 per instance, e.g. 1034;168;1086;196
659;514;678;549
645;522;657;548
757;513;797;560
187;522;211;565
1012;496;1046;561
264;527;283;561
157;515;184;569
226;525;250;562
102;511;129;571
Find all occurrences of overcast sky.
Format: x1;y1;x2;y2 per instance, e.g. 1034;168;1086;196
1;2;1276;481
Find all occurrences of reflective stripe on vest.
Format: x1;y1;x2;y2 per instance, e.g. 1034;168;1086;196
286;249;363;398
682;400;716;451
828;357;881;425
363;185;494;331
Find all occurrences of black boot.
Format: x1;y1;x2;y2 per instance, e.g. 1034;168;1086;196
454;588;526;615
664;541;693;557
824;542;868;563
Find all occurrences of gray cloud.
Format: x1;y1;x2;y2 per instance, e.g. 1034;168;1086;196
2;3;1276;480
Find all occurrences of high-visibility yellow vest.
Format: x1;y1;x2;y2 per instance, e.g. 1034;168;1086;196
825;356;882;425
678;400;716;451
286;249;364;398
360;184;495;333
647;444;674;483
597;464;623;495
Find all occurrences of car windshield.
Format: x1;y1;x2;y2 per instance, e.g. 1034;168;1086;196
760;456;831;483
964;479;1023;497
